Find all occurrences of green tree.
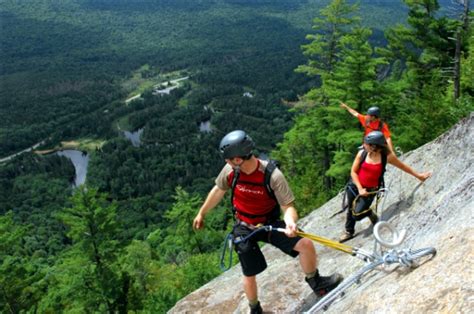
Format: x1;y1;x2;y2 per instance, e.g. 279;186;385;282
296;0;359;105
460;30;474;96
323;26;388;179
276;2;390;211
326;26;387;111
158;187;223;264
39;187;123;312
383;0;455;75
141;252;222;313
0;212;46;313
378;0;470;150
273;111;333;213
283;0;361;202
119;240;160;311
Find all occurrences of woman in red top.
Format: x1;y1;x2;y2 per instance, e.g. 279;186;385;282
340;131;432;242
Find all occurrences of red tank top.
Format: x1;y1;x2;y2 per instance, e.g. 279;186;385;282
358;161;383;188
227;161;277;225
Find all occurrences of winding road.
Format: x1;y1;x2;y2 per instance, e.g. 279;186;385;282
0;140;46;163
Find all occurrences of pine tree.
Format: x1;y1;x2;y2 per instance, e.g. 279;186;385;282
296;0;359;105
324;26;388;181
276;1;390;209
0;212;45;313
158;187;223;264
382;0;458;94
325;27;387;112
283;0;361;199
378;0;470;150
39;187;123;312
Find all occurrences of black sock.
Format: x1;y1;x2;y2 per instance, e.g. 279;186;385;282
249;299;259;308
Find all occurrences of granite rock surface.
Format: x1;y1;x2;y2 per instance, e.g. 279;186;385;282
170;114;474;313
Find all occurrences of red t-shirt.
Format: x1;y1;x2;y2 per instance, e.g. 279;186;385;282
226;162;278;225
357;114;391;138
358;160;383;188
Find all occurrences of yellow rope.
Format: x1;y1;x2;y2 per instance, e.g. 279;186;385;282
295;231;354;255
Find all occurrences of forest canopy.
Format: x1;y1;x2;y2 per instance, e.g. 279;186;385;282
0;0;472;312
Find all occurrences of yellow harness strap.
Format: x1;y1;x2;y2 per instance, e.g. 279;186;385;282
296;231;354;255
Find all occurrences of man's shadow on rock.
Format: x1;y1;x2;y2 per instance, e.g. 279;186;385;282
360;183;423;238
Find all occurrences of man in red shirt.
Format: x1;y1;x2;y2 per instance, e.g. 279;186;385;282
340;102;394;153
193;130;342;314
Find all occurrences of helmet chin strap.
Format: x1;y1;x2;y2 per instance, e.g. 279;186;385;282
231;156;256;174
228;157;244;169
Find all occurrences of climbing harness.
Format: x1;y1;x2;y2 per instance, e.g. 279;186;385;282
220;221;436;312
220;222;394;271
220;221;377;271
219;232;235;271
306;221;436;312
331;187;387;219
220;159;281;271
350;188;387;218
219;224;284;271
332;148;387;218
333;146;406;220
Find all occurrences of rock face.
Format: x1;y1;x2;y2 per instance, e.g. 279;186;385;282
169;114;474;314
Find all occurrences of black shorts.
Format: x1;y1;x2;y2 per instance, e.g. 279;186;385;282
232;220;302;276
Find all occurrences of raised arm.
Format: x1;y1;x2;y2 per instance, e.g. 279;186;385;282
387;153;432;181
193;185;227;230
340;102;360;118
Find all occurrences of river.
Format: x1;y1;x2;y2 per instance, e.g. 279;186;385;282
199;120;211;133
123;128;144;147
57;150;89;187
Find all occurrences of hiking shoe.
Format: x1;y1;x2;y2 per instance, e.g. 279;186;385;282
339;231;354;243
249;301;263;314
369;212;379;225
306;273;344;296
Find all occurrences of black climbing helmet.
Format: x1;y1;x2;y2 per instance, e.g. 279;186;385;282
219;130;255;159
367;106;381;117
364;131;387;146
